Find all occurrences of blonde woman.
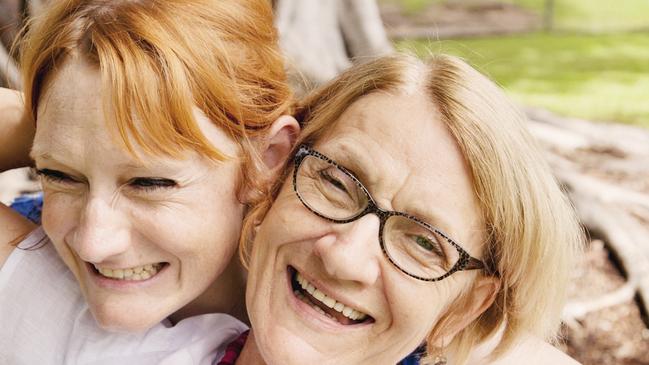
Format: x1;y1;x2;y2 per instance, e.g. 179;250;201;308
0;0;298;363
231;54;584;365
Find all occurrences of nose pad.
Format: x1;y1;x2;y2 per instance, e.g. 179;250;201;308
66;196;130;264
312;214;381;286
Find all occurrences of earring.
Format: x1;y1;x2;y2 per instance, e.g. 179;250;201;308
433;354;447;365
433;342;447;365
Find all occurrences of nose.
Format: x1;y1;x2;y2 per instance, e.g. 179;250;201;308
312;214;382;286
66;195;131;263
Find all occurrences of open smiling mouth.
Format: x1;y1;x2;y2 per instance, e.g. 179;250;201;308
289;266;374;326
90;262;169;281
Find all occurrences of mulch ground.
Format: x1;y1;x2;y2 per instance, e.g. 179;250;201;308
559;240;649;365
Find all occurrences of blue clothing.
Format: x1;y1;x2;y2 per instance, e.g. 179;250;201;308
400;346;425;364
10;193;43;224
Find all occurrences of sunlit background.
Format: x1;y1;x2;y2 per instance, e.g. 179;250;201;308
1;1;648;364
382;0;649;128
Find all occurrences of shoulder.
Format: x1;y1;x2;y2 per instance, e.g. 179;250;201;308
0;87;22;114
488;337;581;365
0;202;36;268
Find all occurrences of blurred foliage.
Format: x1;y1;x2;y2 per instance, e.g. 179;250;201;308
380;0;445;14
382;0;649;31
398;32;649;127
506;0;649;32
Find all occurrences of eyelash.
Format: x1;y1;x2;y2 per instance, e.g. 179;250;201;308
128;178;178;192
35;168;76;184
35;169;177;192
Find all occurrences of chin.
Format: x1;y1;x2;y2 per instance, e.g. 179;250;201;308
93;313;159;333
88;300;164;333
254;328;336;365
264;348;347;365
262;344;319;365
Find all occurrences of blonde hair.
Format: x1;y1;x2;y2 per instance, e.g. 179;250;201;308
241;53;584;364
18;0;292;196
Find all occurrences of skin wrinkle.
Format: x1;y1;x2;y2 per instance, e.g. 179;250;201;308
238;54;582;364
32;56;248;331
245;89;492;364
319;101;473;243
328;140;381;190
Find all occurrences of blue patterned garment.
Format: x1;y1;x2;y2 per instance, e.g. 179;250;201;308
10;193;43;224
399;346;425;365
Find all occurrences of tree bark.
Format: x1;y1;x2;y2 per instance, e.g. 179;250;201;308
274;0;392;95
0;42;21;89
527;107;649;321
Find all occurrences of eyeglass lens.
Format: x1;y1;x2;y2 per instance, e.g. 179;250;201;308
295;154;460;280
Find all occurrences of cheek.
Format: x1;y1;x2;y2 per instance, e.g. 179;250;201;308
41;191;80;242
40;192;87;277
250;198;301;267
388;280;455;340
131;192;245;270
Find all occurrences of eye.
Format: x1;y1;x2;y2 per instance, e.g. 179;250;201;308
320;168;350;194
415;236;434;250
410;234;446;260
35;168;79;185
128;177;178;192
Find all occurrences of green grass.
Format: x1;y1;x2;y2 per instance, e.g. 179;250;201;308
397;32;649;127
505;0;649;31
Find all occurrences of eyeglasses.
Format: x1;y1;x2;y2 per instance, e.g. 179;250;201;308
292;145;486;282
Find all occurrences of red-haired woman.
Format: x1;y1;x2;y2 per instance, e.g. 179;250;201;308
0;1;298;363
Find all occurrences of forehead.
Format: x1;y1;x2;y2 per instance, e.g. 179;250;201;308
32;57;114;158
31;57;236;168
314;91;485;249
318;91;469;187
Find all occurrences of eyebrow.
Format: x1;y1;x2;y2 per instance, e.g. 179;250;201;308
406;204;456;238
30;150;65;165
29;148;48;162
31;150;178;174
327;143;378;188
326;144;456;235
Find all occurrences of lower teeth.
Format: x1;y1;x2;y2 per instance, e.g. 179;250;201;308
294;290;339;322
292;272;368;323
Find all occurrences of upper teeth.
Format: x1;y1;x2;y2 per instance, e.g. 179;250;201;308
295;271;368;321
94;263;162;281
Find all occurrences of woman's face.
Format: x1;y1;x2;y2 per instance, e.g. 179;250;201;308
32;57;246;331
246;91;490;364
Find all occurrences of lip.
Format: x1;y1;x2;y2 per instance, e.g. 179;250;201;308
85;262;169;290
285;266;374;332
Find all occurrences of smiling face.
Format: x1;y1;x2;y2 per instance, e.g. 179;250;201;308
246;90;490;364
32;57;246;332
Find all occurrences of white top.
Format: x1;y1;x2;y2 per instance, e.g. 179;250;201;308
0;227;248;365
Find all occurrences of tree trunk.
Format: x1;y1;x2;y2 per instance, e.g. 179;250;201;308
0;42;21;89
526;107;649;320
274;0;392;96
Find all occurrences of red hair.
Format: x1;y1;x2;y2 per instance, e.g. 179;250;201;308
19;0;292;194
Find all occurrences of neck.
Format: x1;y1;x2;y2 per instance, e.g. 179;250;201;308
168;255;249;325
236;331;266;365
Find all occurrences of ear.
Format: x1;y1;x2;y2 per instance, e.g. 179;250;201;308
258;115;300;174
433;275;501;347
239;115;299;205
